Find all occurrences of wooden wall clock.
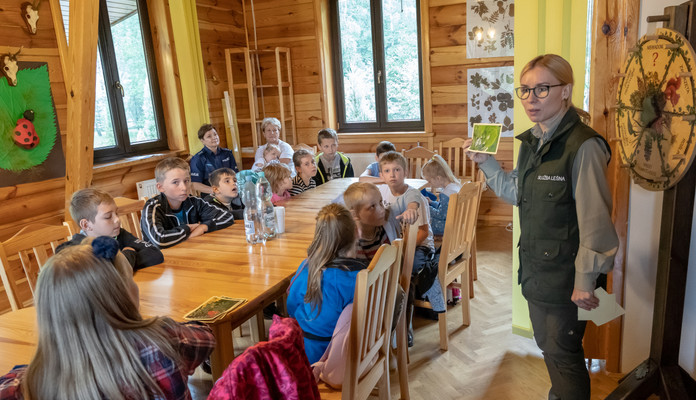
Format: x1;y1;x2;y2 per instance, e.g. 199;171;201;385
616;28;696;191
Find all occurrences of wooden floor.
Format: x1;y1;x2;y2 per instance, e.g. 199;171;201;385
188;226;625;399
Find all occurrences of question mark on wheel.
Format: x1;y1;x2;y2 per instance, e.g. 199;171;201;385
653;52;658;66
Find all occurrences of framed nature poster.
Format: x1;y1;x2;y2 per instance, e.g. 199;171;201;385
0;61;65;187
467;66;514;137
466;0;514;59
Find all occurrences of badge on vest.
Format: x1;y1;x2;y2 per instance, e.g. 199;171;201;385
537;174;566;182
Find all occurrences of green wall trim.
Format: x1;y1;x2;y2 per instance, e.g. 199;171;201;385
512;324;535;339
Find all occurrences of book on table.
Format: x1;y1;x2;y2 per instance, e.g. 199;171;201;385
184;296;247;322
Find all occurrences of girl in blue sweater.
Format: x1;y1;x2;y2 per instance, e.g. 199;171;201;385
287;203;367;364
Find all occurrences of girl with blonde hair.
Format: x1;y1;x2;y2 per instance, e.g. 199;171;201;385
420;154;462;235
262;163;293;205
286;203;367;364
0;236;215;400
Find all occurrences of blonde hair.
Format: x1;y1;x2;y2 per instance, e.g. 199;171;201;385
378;151;408;172
155;157;190;183
262;163;292;194
24;238;179;399
263;143;281;158
261;117;281;134
421;154;460;185
344;182;389;224
521;54;574;107
69;188;115;223
305;204;357;312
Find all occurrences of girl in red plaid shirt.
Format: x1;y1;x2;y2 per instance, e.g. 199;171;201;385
0;237;215;400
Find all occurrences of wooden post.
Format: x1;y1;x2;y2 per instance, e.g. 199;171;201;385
64;1;99;219
585;0;640;373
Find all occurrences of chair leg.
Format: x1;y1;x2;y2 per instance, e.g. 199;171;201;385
472;235;478;281
461;271;471;326
396;314;410;400
377;362;391;400
438;309;448;351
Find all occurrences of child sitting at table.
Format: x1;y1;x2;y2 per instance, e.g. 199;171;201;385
56;188;163;271
378;151;445;313
141;157;235;248
204;168;245;220
286;203;368;364
359;141;396;184
289;149;317;196
420;154;462;236
0;236;215;400
313;128;354;186
344;182;418;261
262;163;293;205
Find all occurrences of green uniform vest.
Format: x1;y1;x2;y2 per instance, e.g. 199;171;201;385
516;108;610;306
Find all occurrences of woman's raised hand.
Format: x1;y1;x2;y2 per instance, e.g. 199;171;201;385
462;138;490;164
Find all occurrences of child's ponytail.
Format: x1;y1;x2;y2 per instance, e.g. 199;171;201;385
422;154;460;185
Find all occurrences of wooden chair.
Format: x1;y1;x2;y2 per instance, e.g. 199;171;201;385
395;222;419;400
292;143;317;154
114;197;146;240
401;145;436;179
438;137;478;183
414;182;483;351
0;224;71;311
319;241;403;400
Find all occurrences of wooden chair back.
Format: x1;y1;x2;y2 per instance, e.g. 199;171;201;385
343;241;402;400
0;224;71;311
401;146;436;179
438;137;477;182
114;197;146;240
292;143;317;154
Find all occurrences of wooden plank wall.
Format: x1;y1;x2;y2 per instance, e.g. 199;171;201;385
0;1;168;239
428;0;512;226
240;0;325;146
219;0;513;225
196;0;248;148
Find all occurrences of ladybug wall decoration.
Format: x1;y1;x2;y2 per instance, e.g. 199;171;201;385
13;110;39;149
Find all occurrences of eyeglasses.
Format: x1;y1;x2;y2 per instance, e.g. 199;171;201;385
514;84;565;100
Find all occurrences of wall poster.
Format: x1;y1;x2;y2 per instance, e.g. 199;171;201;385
466;0;514;59
0;61;65;187
467;66;514;137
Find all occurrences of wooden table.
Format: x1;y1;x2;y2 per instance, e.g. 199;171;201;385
0;307;37;373
0;178;426;379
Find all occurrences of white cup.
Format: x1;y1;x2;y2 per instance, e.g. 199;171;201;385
275;206;285;234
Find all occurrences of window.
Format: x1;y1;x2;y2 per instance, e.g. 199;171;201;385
61;0;167;161
331;0;424;132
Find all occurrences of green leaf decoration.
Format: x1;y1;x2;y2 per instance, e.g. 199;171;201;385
0;65;58;172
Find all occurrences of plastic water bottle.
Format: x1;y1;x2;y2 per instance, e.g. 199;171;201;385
242;179;259;244
239;172;265;245
257;172;277;239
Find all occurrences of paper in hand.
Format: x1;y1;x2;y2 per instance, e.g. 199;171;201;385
577;288;624;326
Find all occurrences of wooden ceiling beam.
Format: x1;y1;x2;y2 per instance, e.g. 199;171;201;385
64;1;100;221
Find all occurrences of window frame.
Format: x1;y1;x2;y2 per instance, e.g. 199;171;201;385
330;0;425;133
93;0;168;162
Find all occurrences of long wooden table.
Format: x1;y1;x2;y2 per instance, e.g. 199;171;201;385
0;178;426;379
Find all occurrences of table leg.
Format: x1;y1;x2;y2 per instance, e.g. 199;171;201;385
209;322;234;381
251;312;267;342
